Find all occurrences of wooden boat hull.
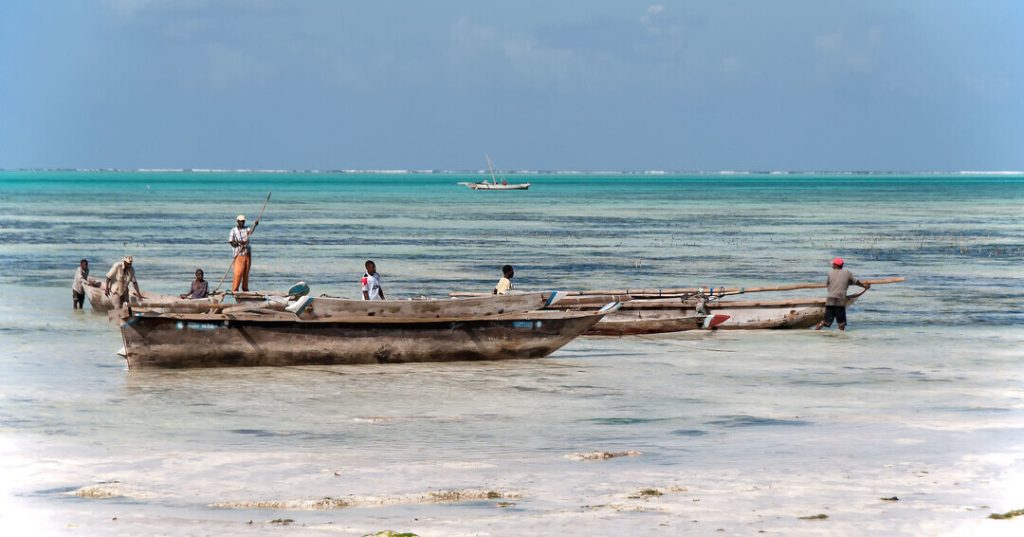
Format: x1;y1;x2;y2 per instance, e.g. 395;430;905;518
559;295;862;331
586;311;709;336
290;291;563;319
119;308;612;369
710;305;822;329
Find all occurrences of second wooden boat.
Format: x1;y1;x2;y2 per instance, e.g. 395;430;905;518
559;293;865;330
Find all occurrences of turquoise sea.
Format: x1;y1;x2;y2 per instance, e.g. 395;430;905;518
1;171;1023;536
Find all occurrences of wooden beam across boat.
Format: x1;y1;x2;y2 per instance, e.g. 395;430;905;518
288;291;564;319
557;295;834;309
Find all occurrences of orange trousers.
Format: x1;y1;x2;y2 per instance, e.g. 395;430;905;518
232;254;251;292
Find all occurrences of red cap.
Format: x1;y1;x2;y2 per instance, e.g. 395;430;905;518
832;257;844;266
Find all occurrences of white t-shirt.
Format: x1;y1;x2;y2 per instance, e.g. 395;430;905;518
494;277;512;295
229;226;252;257
361;272;383;300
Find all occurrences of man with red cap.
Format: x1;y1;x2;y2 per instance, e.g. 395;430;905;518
815;257;870;331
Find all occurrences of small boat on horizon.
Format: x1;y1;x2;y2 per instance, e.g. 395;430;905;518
458;155;531;190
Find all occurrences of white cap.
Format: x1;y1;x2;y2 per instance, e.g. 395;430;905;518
123;255;133;264
236;214;246;221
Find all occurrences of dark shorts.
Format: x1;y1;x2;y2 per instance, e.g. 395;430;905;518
73;290;85;308
823;305;847;326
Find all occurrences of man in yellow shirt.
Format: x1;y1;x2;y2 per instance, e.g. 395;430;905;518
493;265;514;295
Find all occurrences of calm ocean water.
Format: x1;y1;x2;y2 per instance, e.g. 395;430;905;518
1;171;1022;536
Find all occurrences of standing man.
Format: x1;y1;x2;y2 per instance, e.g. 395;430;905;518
493;264;514;295
229;214;257;292
105;255;142;311
815;257;870;331
361;260;386;300
72;259;99;309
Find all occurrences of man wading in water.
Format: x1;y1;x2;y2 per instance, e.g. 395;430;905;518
72;258;99;309
815;257;870;331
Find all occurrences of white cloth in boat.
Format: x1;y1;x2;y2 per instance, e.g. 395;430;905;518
361;271;383;300
826;268;857;306
105;261;137;296
229;226;253;257
494;276;512;295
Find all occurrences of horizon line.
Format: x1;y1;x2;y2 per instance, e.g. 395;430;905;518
2;168;1023;176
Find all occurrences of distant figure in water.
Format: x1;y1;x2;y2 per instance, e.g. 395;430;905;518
493;264;514;295
361;260;386;300
105;255;142;311
815;257;870;331
181;269;209;299
72;259;99;309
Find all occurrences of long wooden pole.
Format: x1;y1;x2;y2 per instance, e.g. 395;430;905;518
448;277;905;299
568;276;906;298
214;193;272;292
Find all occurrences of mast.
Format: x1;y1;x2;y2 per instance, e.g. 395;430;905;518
486;154;498;184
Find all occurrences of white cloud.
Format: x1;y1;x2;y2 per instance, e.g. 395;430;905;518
641;4;668;36
815;27;883;75
102;0;163;16
205;43;273;90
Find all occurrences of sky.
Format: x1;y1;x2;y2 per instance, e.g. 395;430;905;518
1;0;1022;171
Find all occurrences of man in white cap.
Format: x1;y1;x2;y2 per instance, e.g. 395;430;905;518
229;214;258;292
105;255;142;311
815;256;870;331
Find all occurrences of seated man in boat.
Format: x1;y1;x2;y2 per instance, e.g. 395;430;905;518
180;268;209;299
361;260;386;300
493;264;514;295
815;257;870;331
72;258;100;309
105;255;142;311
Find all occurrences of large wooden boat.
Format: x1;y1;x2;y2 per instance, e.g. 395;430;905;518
287;291;564;319
118;303;619;369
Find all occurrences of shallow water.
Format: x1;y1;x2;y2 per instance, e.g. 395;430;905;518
1;172;1023;536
